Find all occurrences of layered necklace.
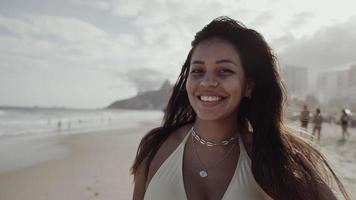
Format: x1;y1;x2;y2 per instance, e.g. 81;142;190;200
191;127;238;178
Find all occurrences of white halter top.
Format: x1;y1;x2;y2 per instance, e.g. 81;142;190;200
144;130;273;200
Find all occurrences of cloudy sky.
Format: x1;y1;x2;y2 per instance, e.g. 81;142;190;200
1;0;356;108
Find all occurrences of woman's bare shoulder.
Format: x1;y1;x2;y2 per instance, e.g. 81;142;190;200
145;124;192;186
153;124;191;159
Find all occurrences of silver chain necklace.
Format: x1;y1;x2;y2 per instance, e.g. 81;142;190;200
191;130;237;178
191;127;238;147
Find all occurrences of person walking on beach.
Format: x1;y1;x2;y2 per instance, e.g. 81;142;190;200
300;105;310;130
312;108;323;141
57;120;62;130
132;17;349;200
340;109;350;140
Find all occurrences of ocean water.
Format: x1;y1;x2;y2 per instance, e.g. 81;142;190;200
0;107;163;138
0;107;163;173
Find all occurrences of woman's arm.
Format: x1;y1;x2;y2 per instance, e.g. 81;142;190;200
132;163;147;200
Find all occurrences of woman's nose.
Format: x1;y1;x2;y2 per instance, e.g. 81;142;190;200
200;74;218;88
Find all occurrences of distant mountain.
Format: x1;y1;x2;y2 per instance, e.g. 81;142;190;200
107;80;172;110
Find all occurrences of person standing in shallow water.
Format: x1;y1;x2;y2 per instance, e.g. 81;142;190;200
340;109;350;140
131;17;350;200
312;108;323;141
300;105;310;130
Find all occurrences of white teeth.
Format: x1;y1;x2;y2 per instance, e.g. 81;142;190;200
200;96;222;102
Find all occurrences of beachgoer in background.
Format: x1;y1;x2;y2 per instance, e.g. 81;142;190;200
340;109;350;140
57;120;62;130
300;105;310;130
312;108;323;141
132;17;349;200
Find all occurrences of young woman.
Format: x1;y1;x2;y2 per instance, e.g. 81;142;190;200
131;16;349;200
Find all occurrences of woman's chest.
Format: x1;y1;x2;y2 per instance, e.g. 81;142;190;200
182;144;239;200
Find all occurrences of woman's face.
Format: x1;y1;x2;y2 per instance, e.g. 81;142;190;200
186;38;250;122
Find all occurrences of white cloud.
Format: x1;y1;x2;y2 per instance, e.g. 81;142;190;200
0;14;140;69
0;14;107;41
250;11;274;27
72;0;111;10
124;67;167;92
271;33;296;51
1;0;356;107
288;12;314;30
111;0;146;17
279;16;356;69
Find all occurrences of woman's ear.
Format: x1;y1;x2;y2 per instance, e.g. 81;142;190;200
244;79;255;98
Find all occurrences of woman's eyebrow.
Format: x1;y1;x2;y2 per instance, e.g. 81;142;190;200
216;59;237;66
191;59;237;65
191;60;204;65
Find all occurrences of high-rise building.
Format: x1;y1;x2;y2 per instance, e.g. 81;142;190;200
349;65;356;87
316;65;356;101
347;65;356;98
281;65;309;98
316;70;342;101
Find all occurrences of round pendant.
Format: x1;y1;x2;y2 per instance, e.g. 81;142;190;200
199;170;208;178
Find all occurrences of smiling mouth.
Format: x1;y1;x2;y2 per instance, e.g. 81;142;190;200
198;95;226;102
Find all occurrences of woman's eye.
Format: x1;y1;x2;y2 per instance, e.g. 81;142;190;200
218;68;233;75
190;69;203;74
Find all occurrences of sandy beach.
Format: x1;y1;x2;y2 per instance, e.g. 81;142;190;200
0;121;355;200
0;121;158;200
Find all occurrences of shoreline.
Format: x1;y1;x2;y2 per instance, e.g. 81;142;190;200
0;122;158;200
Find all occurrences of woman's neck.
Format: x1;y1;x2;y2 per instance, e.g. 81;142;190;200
193;117;238;142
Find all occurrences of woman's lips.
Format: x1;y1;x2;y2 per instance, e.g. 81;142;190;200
199;95;223;101
197;95;226;107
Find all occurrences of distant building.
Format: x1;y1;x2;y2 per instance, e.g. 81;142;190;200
349;65;356;87
316;70;342;101
347;65;356;98
281;65;309;99
316;65;356;101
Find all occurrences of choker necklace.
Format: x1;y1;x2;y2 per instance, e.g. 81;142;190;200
191;127;238;147
191;131;236;178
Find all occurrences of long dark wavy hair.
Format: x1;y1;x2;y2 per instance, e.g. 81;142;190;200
132;16;349;199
